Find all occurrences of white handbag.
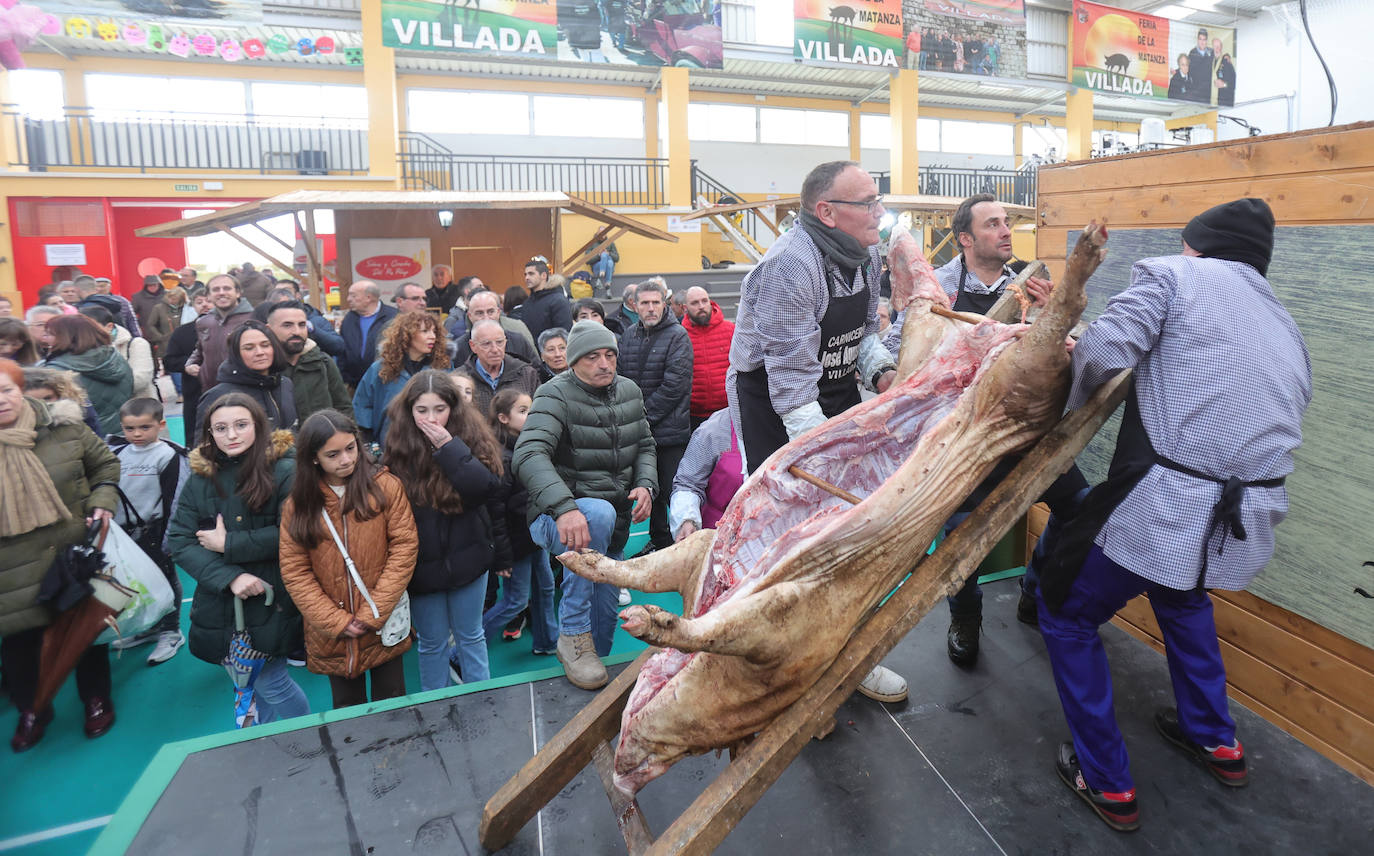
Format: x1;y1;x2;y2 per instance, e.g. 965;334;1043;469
321;510;411;647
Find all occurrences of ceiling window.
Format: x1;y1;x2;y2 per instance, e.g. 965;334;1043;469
85;74;246;121
533;95;643;139
407;90;530;135
759;107;847;147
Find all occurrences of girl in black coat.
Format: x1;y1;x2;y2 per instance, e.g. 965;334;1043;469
381;370;503;690
481;390;558;654
199;321;297;433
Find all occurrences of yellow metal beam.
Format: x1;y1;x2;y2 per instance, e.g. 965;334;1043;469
661;67;691;208
889;69;919;196
361;0;400;183
1065;89;1094;162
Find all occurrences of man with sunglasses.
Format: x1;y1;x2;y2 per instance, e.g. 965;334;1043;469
726;160;906;704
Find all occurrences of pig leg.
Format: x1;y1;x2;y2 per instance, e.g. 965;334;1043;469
618;581;806;665
557;528;715;597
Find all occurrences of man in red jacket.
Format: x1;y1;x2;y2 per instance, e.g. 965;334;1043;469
682;286;734;431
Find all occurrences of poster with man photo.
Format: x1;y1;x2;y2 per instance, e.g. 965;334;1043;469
902;0;1026;78
1171;23;1236;106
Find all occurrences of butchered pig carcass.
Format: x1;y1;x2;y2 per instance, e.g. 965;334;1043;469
560;223;1109;795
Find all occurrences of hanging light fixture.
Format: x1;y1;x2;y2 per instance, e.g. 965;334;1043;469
437;209;454;230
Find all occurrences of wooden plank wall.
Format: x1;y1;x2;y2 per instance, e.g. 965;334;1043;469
1033;121;1374;786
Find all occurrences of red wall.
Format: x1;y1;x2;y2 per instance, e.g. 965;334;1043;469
109;204;189;298
9;198;117;309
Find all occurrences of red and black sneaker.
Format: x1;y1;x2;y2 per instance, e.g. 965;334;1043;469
1154;707;1248;787
1055;742;1141;832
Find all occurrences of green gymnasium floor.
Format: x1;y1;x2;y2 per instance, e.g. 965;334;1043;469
0;415;678;855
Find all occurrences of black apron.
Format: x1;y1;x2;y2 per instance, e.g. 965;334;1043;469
1038;381;1285;611
737;261;871;473
950;254;1013;315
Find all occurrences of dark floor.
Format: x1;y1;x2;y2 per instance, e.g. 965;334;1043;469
122;579;1373;855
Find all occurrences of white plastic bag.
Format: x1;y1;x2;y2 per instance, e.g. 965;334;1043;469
93;521;175;645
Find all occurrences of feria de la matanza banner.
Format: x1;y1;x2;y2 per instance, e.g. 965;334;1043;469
381;0;723;69
1072;1;1237;106
794;0;904;68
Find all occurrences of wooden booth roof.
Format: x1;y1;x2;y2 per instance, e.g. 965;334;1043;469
135;191;678;243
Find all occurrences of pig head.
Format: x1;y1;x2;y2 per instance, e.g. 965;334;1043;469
561;223;1108;794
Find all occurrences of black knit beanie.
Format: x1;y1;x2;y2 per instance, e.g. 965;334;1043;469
1181;197;1275;276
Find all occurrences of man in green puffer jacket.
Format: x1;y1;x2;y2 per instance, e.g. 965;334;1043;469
266;301;352;423
514;320;656;689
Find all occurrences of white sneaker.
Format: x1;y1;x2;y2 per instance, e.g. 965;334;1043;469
618;588;632;607
111;629;158;651
147;631;184;665
856;665;908;703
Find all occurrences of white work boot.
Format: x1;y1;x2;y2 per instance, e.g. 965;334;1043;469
857;665;908;703
557;631;609;690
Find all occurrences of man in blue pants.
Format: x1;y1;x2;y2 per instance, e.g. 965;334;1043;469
515;320;657;690
1036;198;1311;831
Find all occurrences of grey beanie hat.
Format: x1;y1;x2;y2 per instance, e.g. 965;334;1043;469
565;319;618;366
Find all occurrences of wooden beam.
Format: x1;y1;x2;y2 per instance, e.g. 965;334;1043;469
563;226;628;275
212;224;293;273
479;649;656;851
295;211;324;311
678;196;803;222
252;222;295;253
642;370;1133;856
562;225;615;274
593;740;654;855
986;261;1047;325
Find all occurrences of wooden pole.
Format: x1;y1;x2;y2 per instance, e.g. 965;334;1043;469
642;371;1132;856
212;224;293;273
787;466;863;505
295;211;324;312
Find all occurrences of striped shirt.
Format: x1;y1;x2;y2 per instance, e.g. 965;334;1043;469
1070;255;1312;591
883;253;1013;358
728;226;889;417
668;408;734;534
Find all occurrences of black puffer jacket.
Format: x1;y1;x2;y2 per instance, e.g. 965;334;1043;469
514;372;656;557
490;437;536;563
199;362;298;432
617;312;694;446
521;286;574;347
407;436;501;595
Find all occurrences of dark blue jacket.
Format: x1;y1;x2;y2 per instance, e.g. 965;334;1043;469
521;287;573;347
305;304;345;357
339;304;398;387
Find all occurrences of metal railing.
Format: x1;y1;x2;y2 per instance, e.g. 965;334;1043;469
690;163;768;243
4;107;369;174
869;166;1037;208
397;132;670;206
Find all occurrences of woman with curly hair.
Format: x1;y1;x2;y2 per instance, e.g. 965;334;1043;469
352;310;449;445
22;366;103;436
382;370;502;690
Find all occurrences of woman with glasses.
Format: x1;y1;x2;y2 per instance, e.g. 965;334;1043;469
168;394;309;725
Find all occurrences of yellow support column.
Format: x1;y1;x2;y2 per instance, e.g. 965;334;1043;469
1065;88;1093;162
0;72;18;303
888;69;919;195
645;90;661;205
849;107;861;162
661;67;691;207
1012;122;1023;169
361;0;400;183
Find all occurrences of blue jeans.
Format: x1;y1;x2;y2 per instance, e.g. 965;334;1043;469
253;657;310;723
412;575;491;691
530;497;621;657
482;549;558;652
170;372;183;395
591;252;615;287
1039;546;1236;793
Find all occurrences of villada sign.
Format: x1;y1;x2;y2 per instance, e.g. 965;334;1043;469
381;0;555;56
794;0;903;69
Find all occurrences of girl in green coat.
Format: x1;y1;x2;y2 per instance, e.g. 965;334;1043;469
167;393;309;724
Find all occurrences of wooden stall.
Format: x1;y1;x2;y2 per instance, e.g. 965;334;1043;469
1036;121;1374;785
136;190;677;304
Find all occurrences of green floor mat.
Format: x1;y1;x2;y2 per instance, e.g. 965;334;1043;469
0;522;667;855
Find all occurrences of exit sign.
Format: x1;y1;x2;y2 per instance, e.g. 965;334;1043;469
173;183;199;192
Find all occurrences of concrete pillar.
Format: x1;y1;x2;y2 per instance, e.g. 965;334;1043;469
661;67;691;207
889;69;919;195
1065;88;1093;162
360;0;399;183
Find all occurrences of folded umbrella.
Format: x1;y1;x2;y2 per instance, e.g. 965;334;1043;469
33;521;136;713
223;585;274;729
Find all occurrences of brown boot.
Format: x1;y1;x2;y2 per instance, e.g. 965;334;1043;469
556;632;608;690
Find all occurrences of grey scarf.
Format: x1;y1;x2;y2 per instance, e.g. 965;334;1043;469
800;209;872;270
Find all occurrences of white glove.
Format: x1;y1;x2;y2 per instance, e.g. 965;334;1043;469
858;332;897;391
668;490;702;538
781;401;826;441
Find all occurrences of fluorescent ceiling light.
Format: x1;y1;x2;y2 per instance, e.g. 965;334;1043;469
1154;4;1194;18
